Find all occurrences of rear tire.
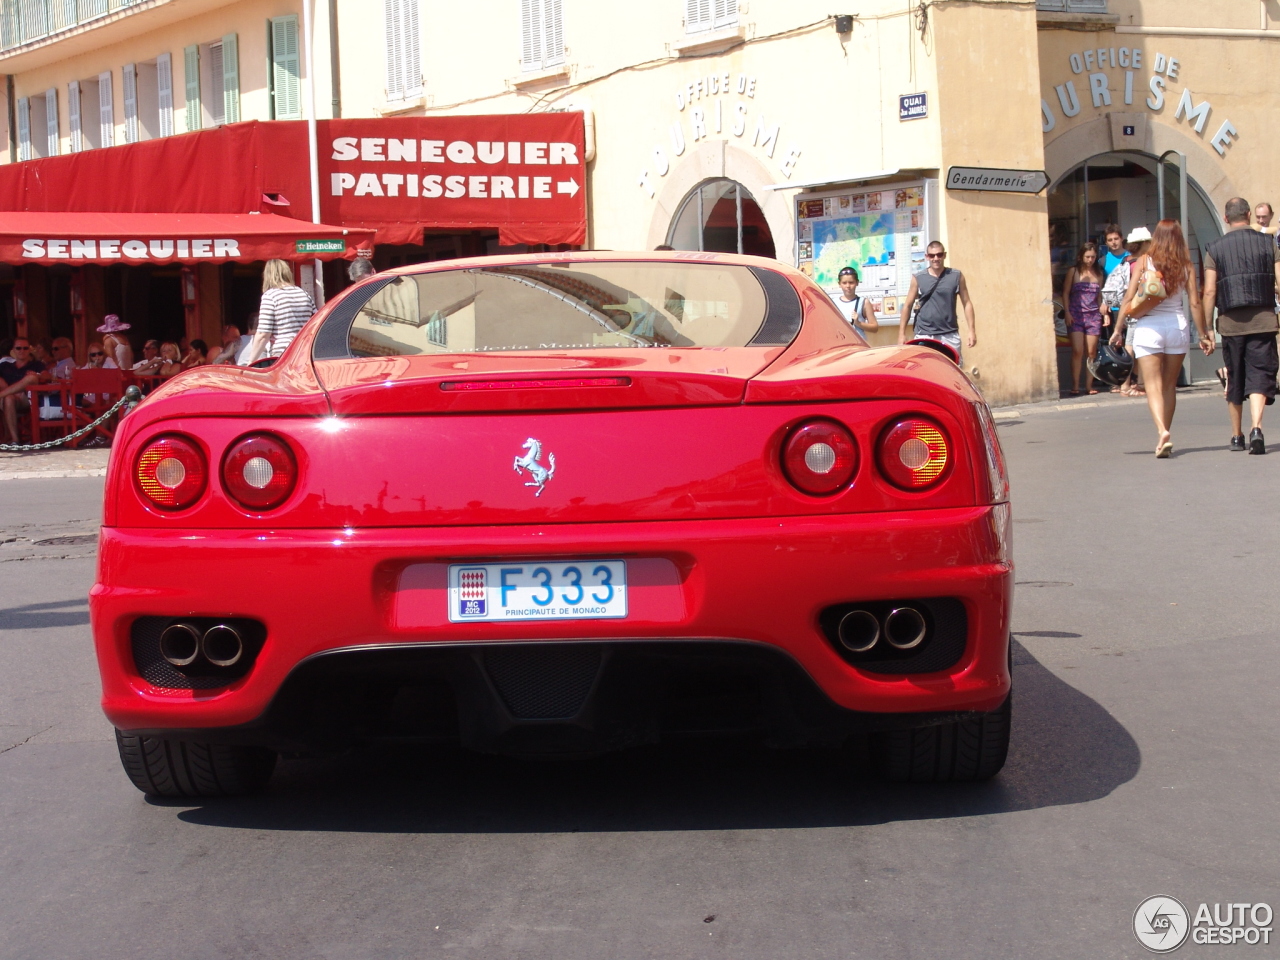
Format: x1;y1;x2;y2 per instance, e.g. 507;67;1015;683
115;729;276;797
871;693;1011;783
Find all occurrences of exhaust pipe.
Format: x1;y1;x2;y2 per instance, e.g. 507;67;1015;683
201;624;245;668
159;622;201;667
883;607;927;650
837;609;881;653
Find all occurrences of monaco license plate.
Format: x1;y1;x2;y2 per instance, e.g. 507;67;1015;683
448;560;628;622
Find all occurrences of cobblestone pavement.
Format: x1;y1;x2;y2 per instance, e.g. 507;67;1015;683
0;446;111;480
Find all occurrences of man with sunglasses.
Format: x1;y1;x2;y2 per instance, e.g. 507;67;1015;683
0;338;46;444
898;242;977;359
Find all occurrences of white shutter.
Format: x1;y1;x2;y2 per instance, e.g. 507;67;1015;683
16;97;30;162
184;44;201;131
712;0;736;28
544;0;563;67
402;0;421;96
45;87;58;156
68;80;81;152
520;0;539;71
156;53;173;137
270;16;301;120
209;43;225;125
384;0;403;100
221;34;240;123
686;0;712;32
98;70;113;146
122;64;137;143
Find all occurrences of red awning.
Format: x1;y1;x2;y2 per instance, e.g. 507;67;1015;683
0;211;375;266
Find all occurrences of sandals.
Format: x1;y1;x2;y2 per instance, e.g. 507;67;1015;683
1156;432;1173;458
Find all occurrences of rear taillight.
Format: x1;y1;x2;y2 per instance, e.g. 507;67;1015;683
782;419;858;495
878;418;950;490
973;402;1010;503
135;435;207;510
222;434;297;510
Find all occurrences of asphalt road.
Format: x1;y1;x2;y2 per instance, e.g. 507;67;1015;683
2;389;1277;959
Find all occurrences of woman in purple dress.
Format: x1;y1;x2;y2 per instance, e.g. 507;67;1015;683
1062;242;1107;395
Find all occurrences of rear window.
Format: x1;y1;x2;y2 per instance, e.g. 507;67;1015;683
346;262;772;357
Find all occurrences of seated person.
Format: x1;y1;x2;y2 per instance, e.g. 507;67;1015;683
0;337;46;444
183;339;210;369
132;340;164;374
158;342;184;377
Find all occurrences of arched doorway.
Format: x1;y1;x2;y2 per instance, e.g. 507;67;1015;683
667;179;776;257
1047;150;1221;295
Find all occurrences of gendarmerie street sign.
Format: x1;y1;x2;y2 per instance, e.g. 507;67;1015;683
945;166;1049;194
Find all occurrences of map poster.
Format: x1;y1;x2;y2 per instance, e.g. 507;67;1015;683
795;183;931;320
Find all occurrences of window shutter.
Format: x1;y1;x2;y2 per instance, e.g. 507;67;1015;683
156;53;173;137
384;0;403;100
520;0;539;71
210;43;225;125
16;97;29;162
712;0;736;28
184;44;201;131
122;64;137;143
271;16;301;120
222;33;240;123
68;80;81;152
98;70;113;147
403;0;421;96
45;87;58;156
544;0;563;67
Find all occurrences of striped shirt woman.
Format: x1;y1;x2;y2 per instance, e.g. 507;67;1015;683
245;260;315;363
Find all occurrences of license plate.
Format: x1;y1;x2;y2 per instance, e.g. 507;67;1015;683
448;560;627;622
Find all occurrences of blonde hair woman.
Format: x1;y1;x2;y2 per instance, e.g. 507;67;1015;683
158;342;184;377
243;259;315;365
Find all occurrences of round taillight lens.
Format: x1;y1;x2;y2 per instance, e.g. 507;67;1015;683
135;435;207;510
878;418;950;490
782;420;858;495
222;434;297;510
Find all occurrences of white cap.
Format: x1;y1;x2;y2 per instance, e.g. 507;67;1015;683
1126;226;1153;243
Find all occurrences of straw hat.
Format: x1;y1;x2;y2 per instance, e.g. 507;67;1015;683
96;314;130;333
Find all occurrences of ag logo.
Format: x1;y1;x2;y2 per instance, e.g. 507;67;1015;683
1134;896;1190;953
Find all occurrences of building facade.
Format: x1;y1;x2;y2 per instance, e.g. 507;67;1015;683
0;0;1274;404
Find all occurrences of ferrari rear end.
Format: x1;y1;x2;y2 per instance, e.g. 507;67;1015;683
91;253;1013;797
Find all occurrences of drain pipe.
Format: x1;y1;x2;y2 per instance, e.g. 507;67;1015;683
328;0;342;118
301;0;325;304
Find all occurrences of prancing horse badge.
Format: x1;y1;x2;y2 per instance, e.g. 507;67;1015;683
513;437;556;496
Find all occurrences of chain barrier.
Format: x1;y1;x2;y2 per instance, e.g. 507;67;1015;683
0;385;143;453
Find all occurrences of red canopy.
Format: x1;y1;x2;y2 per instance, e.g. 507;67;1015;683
0;211;374;266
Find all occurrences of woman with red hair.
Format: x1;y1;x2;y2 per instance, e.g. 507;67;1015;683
1111;219;1214;457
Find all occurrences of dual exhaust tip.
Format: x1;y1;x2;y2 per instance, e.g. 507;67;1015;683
159;622;245;669
837;607;927;654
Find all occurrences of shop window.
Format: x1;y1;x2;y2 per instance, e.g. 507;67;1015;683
685;0;737;34
668;179;775;258
269;16;302;120
384;0;422;101
520;0;564;72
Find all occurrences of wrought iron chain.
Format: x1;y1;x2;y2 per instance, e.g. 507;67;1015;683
0;386;143;453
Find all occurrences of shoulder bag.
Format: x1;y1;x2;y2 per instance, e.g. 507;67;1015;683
1127;258;1167;319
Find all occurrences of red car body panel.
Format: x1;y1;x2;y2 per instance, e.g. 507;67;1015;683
91;251;1012;750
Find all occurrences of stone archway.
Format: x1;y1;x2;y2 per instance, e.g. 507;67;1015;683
645;140;794;256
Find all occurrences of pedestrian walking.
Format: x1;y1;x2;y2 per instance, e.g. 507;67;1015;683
830;266;880;334
1110;219;1213;458
1101;227;1151;397
1202;197;1280;454
898;241;976;357
243;260;315;365
1253;202;1277;238
347;257;376;282
1062;242;1107;395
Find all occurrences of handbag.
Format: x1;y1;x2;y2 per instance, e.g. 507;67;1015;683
1128;260;1167;319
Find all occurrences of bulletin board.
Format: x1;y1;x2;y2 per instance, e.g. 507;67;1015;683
794;180;938;321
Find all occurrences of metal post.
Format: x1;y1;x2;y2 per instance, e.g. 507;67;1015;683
301;0;324;306
1082;160;1090;246
735;183;743;255
696;186;704;252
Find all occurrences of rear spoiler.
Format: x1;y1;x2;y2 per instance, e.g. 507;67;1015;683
907;338;960;365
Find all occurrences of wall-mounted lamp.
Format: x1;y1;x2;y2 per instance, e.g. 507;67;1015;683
834;14;854;33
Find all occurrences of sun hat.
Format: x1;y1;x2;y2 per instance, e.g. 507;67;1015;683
1126;226;1153;243
96;314;130;333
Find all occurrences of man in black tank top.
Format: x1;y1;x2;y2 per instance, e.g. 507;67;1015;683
1203;197;1280;454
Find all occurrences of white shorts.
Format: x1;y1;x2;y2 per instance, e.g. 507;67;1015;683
1131;316;1189;357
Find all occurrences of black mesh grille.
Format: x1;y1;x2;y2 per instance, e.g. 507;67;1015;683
311;275;398;359
747;265;804;346
130;616;264;690
483;646;603;719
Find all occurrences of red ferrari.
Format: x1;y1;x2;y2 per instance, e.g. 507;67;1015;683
90;252;1013;797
